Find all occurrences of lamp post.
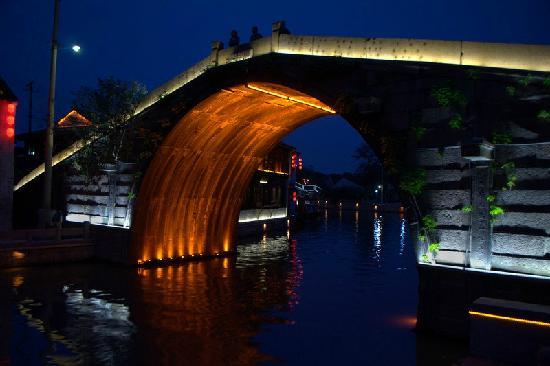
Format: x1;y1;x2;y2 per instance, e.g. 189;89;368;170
40;0;80;227
41;0;59;224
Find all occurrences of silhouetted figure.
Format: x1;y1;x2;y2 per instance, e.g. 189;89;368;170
228;30;240;47
249;26;262;42
274;21;291;35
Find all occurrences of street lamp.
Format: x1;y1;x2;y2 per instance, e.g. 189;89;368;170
40;0;80;227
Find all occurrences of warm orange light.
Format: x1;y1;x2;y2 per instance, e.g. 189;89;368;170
57;110;92;128
388;315;417;328
7;103;16;114
6;115;14;126
132;83;330;261
256;168;288;175
469;310;550;328
6;127;14;138
12;251;25;259
12;275;24;288
246;83;336;114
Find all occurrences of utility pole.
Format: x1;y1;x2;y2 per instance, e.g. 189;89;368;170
40;0;59;226
25;81;34;149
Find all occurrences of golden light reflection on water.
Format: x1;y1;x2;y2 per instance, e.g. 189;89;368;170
0;251;300;366
388;315;418;329
131;253;296;365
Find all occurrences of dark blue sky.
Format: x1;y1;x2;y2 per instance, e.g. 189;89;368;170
2;0;550;173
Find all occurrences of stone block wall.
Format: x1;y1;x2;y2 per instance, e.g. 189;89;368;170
416;142;550;277
492;142;550;276
64;169;136;228
416;146;471;266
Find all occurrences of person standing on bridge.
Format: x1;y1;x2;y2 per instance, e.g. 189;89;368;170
249;26;262;42
228;30;240;47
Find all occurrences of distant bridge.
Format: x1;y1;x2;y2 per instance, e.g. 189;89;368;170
15;22;550;281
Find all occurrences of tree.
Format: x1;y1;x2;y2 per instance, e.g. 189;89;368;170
72;77;147;177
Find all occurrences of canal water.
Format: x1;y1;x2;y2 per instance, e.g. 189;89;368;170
0;211;466;365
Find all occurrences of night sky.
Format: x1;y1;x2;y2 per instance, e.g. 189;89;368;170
2;0;550;173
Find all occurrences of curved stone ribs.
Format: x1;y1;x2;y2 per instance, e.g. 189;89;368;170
132;83;329;262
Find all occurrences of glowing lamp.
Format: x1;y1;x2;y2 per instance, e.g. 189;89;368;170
1;101;17;139
72;44;81;53
291;154;297;169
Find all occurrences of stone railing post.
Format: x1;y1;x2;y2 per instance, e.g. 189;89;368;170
101;163;118;226
271;20;287;53
462;138;495;271
210;41;223;67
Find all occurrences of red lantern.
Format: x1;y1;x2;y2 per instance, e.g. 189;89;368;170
291;153;297;169
0;101;17;139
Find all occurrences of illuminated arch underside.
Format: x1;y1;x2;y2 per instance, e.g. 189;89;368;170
132;83;333;262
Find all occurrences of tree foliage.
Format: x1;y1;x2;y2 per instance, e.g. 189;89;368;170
72;77;147;177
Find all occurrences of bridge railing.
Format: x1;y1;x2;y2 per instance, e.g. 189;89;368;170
13;23;550;198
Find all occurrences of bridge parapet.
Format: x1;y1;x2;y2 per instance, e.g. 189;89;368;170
135;25;550;118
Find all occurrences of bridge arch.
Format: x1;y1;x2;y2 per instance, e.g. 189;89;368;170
131;82;380;262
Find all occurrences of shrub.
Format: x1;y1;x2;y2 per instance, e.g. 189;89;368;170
431;86;468;108
400;168;427;196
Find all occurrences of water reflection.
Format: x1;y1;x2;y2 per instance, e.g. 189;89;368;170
0;213;465;365
399;217;407;256
1;256;295;365
373;213;383;263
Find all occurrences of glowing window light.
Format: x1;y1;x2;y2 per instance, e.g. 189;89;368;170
469;310;550;328
257;168;288;175
246;83;336;114
259;179;268;184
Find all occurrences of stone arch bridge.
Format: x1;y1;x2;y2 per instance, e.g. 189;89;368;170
16;23;550;279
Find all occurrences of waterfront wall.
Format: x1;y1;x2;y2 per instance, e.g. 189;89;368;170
417;264;550;338
416;142;550;277
64;165;137;228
